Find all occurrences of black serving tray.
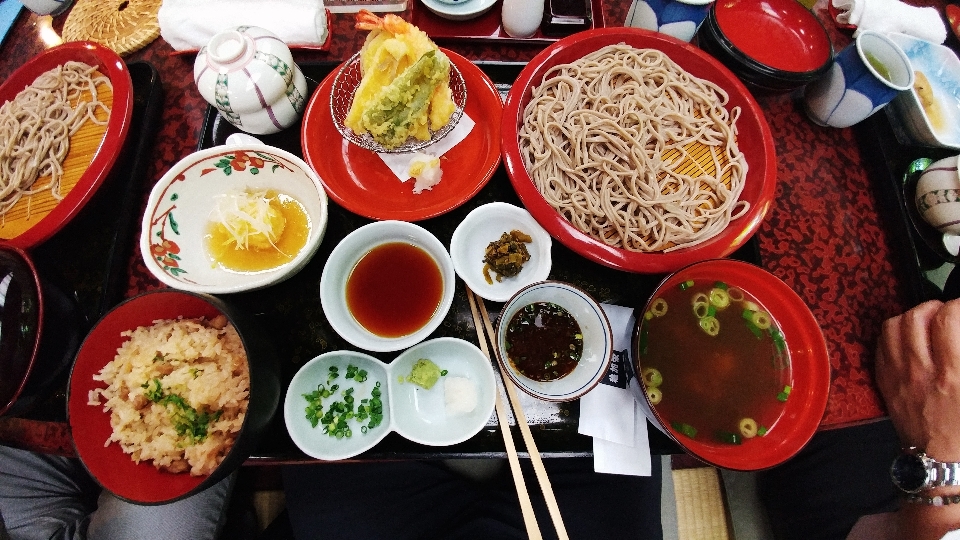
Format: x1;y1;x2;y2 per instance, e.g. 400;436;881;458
855;108;959;306
199;61;763;461
14;61;165;421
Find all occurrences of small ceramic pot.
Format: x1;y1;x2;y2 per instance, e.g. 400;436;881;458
625;0;714;43
916;155;960;236
194;26;308;135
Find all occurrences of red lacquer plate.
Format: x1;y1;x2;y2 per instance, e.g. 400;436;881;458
0;41;133;249
635;259;831;471
301;49;502;222
501;28;777;274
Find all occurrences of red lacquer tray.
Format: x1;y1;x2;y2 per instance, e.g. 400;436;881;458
411;0;605;44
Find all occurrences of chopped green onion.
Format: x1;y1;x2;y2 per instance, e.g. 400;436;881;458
716;430;742;445
641;367;663;388
699;316;720;336
679;279;695;290
757;426;769;436
739;417;758;438
650;298;668;317
709;288;730;309
713;281;728;290
671;421;698;439
646;387;662;405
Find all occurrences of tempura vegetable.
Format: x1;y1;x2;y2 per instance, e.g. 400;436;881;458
345;10;456;149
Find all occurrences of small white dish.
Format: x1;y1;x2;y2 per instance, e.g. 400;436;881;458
418;0;497;21
495;281;612;402
391;337;497;446
887;33;960;149
319;221;455;353
450;202;552;302
284;338;496;460
284;351;391;461
140;144;328;294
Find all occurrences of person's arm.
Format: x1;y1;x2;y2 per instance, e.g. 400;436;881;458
876;299;960;539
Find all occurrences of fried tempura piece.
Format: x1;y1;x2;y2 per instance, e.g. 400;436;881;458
345;10;457;148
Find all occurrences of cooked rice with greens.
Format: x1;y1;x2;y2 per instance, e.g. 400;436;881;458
88;315;249;476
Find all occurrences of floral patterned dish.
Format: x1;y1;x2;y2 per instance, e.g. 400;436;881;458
139;143;329;294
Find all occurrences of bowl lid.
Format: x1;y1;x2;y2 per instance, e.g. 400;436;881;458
0;244;42;414
714;0;832;73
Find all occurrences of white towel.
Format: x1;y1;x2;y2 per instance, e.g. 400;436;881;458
832;0;947;44
158;0;329;51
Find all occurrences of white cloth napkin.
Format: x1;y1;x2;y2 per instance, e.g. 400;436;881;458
377;114;476;179
578;303;653;477
832;0;947;44
158;0;329;51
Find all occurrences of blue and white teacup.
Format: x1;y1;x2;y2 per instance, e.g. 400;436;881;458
625;0;713;43
803;30;914;129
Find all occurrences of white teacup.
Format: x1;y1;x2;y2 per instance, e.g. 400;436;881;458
916;155;960;255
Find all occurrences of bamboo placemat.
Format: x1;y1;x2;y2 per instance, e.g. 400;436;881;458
61;0;161;56
673;467;731;540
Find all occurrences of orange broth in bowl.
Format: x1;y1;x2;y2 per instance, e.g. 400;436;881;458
636;279;792;445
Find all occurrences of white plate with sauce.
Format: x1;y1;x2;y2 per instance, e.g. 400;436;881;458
450;202;552;303
887;32;960;149
140;143;328;294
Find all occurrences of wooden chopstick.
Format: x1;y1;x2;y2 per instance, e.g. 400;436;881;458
467;288;569;540
467;289;542;540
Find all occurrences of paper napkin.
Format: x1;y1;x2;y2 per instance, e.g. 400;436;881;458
578;303;653;477
158;0;329;51
831;0;947;44
377;114;476;180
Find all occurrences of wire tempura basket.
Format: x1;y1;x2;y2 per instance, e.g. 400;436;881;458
330;51;467;154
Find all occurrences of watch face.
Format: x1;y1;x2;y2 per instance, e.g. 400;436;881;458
892;453;928;493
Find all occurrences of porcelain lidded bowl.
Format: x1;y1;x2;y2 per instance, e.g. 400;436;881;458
194;26;308;135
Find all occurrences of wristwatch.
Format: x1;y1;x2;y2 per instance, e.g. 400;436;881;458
891;447;960;494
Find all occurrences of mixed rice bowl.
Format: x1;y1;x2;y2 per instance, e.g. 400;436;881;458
87;315;249;476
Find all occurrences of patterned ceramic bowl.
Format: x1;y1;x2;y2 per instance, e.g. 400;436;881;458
140;143;328;294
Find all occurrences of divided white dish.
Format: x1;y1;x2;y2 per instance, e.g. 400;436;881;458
284;338;497;460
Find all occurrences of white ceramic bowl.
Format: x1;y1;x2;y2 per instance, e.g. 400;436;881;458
887;33;960;150
319;221;455;352
20;0;71;15
140;143;328;294
450;202;552;302
284;338;496;460
418;0;497;21
495;281;612;402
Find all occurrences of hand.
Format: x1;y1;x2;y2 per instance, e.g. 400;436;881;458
875;299;960;461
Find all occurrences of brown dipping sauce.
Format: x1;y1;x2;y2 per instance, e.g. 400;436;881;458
505;302;583;381
346;242;442;338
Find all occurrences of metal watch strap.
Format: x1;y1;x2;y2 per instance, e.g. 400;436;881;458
930;460;960;488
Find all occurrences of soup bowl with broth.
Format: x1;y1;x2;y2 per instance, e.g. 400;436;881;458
631;259;829;470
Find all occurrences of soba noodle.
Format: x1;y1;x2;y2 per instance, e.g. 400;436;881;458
0;61;112;217
518;44;749;252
